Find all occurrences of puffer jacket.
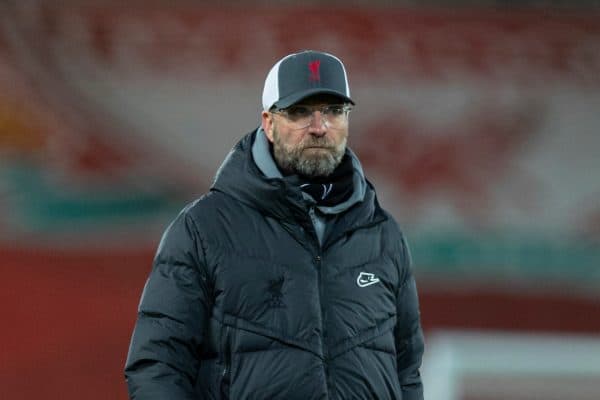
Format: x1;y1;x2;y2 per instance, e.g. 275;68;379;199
125;129;424;400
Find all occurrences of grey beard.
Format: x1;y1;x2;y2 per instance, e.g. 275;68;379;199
273;136;346;178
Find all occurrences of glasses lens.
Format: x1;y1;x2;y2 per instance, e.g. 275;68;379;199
285;106;313;128
278;104;351;130
322;105;350;129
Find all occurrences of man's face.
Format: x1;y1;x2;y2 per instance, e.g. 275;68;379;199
262;95;350;178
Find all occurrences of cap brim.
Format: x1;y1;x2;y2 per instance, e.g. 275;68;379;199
271;88;354;110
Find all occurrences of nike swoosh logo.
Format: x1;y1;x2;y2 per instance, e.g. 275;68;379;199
356;272;380;287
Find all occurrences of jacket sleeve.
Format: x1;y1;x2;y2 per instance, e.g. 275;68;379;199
394;235;425;400
124;208;211;399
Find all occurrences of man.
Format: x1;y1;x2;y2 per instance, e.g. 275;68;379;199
125;50;424;400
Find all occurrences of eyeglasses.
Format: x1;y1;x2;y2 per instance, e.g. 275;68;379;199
271;104;353;130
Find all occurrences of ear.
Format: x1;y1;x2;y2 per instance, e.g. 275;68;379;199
261;111;275;143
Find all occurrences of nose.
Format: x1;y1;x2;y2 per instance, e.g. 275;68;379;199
307;111;327;137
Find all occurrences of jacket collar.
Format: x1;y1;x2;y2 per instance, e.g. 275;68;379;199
211;129;384;230
252;128;367;214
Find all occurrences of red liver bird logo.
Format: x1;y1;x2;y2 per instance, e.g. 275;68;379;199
308;60;321;82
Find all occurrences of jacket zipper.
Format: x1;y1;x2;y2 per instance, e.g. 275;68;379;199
307;206;331;395
220;326;231;399
315;253;331;394
306;207;331;397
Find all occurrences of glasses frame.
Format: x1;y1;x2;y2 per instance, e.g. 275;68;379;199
271;103;353;130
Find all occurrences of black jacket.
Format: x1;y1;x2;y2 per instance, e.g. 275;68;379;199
125;130;424;399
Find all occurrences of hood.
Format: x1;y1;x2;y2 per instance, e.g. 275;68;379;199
211;129;383;229
211;130;308;222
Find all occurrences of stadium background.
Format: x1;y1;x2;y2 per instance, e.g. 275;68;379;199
1;1;599;399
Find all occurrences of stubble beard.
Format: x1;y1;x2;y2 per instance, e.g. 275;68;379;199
271;126;347;178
